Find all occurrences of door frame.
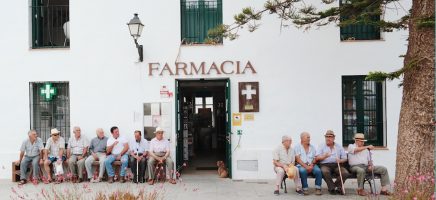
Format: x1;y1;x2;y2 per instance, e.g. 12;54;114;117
175;78;232;178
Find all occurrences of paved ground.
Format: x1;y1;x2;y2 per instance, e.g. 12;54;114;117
4;171;389;200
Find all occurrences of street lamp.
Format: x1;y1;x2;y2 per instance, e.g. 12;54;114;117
127;13;144;62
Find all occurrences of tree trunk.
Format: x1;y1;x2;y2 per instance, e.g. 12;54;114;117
395;0;435;196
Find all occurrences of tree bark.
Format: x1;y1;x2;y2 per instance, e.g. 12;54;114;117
395;0;435;195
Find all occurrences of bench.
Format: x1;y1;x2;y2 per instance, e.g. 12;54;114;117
12;160;123;182
280;165;381;194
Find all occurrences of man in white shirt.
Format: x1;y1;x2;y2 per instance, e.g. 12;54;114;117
67;126;89;183
348;133;391;196
147;127;175;185
129;130;149;183
43;128;66;183
104;126;129;183
272;135;303;196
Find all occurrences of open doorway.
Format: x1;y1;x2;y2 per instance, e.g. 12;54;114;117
175;79;231;176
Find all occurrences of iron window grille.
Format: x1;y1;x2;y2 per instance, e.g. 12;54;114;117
342;76;385;146
31;0;69;48
29;82;70;143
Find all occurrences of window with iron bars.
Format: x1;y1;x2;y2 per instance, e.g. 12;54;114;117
339;0;381;41
31;0;69;48
342;76;385;147
30;82;70;144
181;0;223;44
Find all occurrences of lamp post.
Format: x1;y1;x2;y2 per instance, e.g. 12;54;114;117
127;13;144;62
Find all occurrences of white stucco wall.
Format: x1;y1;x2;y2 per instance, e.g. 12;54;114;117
0;0;410;180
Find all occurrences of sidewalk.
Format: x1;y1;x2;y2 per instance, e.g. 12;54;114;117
4;171;389;200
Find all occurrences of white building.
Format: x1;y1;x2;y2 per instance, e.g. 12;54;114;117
0;0;410;180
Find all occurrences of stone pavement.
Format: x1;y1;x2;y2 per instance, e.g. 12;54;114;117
4;171;390;200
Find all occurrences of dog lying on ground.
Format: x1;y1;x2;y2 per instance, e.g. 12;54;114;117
217;161;228;178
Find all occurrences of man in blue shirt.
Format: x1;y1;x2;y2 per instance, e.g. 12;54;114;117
315;130;350;195
295;132;323;195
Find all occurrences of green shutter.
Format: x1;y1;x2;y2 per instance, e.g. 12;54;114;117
181;0;222;44
339;1;380;41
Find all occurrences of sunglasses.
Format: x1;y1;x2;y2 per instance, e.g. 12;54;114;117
325;135;335;138
52;134;59;136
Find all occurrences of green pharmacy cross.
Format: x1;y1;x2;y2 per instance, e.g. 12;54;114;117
40;83;57;101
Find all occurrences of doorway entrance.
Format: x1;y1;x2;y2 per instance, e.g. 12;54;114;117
175;79;231;177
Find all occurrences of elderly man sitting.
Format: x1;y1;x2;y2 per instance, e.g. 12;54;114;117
43;128;66;184
85;128;108;183
315;130;350;195
147;127;175;185
67;126;89;183
294;132;323;195
15;130;44;185
348;133;391;196
273;135;304;196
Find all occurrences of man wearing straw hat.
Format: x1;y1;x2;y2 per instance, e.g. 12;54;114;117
147;127;176;185
315;130;350;195
348;133;391;196
272;135;304;196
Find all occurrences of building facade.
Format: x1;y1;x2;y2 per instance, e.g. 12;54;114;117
0;0;410;180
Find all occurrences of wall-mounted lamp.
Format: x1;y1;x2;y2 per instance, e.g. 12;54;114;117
127;13;144;62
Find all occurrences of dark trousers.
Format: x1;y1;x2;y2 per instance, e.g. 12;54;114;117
129;155;147;182
320;163;351;191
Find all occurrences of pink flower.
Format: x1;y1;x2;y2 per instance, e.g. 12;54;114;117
403;189;408;193
413;197;417;200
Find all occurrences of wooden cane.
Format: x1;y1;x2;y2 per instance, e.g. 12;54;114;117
335;147;346;195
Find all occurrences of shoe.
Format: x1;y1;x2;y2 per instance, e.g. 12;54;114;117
273;190;279;196
315;189;322;195
139;179;145;183
380;190;392;196
303;190;310;195
296;190;304;196
18;179;27;185
328;190;336;195
357;188;368;196
335;188;344;195
120;176;126;183
90;178;100;183
147;179;154;185
77;178;83;183
108;177;114;183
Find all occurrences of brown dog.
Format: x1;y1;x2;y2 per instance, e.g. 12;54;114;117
217;161;228;178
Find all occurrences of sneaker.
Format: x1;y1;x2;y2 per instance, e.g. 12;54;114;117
315;189;322;195
273;190;279;196
303;189;310;195
90;178;101;183
296;190;305;196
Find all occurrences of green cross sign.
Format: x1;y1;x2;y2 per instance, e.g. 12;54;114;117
40;83;57;101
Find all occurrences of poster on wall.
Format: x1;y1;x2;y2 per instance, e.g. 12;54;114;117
143;102;172;140
232;113;242;126
239;82;259;112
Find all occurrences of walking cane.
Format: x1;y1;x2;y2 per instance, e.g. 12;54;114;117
136;148;139;184
335;147;346;195
368;149;377;196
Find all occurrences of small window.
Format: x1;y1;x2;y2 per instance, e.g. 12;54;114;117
181;0;223;44
342;76;384;146
339;0;380;41
30;82;70;143
31;0;70;48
